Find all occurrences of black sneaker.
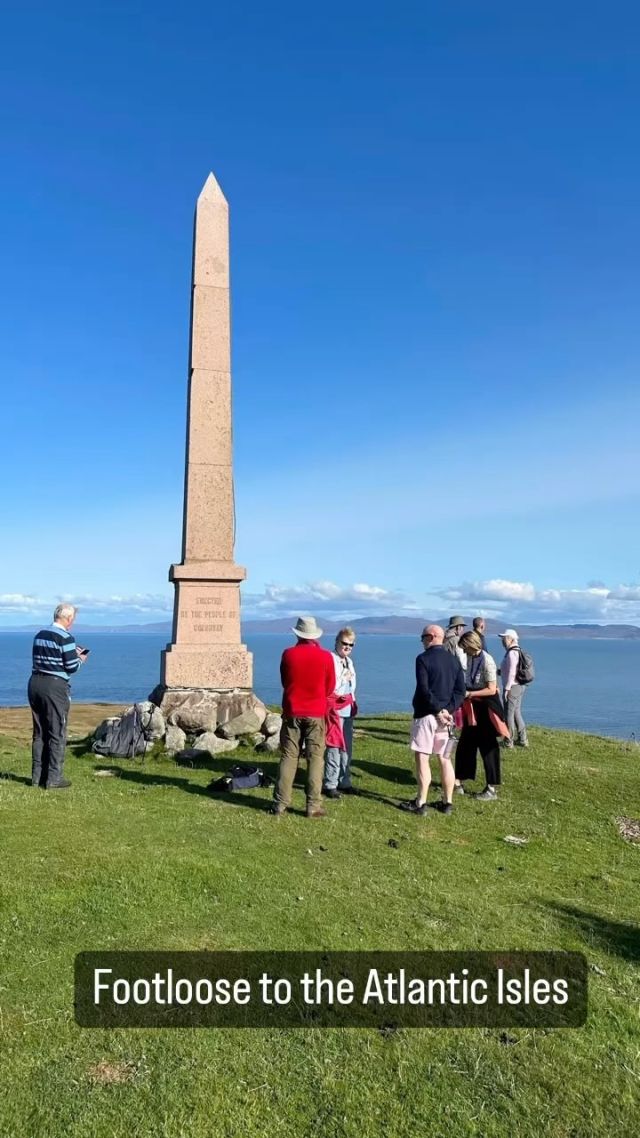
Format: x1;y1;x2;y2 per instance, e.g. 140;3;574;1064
401;799;428;815
339;786;360;796
322;788;341;799
437;802;453;815
45;778;72;790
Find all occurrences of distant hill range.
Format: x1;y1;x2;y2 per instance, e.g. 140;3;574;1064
243;617;640;639
3;616;640;639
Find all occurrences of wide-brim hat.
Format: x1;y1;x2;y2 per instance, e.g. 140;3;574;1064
447;615;466;629
292;616;323;640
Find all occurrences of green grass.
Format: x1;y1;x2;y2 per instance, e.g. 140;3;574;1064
1;715;639;1137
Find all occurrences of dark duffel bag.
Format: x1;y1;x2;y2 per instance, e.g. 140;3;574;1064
208;764;273;793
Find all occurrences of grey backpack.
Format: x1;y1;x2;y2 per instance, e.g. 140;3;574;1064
92;706;147;757
515;647;535;685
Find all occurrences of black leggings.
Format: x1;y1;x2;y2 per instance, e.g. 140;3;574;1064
455;701;501;786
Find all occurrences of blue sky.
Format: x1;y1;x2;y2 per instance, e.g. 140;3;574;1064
2;1;640;627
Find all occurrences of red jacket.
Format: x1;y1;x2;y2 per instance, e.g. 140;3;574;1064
280;641;336;718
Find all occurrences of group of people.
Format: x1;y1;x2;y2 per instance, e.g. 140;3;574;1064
272;613;530;818
26;603;530;812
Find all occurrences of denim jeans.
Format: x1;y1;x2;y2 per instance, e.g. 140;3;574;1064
324;716;354;789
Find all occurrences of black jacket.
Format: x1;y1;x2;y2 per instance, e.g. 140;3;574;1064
412;645;466;718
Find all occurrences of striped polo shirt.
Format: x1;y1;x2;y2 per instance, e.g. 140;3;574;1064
32;622;81;679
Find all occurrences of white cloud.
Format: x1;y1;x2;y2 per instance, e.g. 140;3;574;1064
434;579;640;624
242;580;418;620
0;593;48;613
0;592;172;624
443;579;538;603
608;586;640;601
60;593;173;614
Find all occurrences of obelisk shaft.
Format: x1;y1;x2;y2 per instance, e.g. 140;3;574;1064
161;174;252;690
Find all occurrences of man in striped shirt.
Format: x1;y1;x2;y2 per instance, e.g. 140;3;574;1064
28;603;89;789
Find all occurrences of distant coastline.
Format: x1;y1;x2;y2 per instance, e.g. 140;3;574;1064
1;617;640;640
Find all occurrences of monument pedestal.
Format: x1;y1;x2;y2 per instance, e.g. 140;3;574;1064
161;561;252;689
161;650;252;690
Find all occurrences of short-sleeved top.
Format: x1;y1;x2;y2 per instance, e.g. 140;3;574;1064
465;650;497;691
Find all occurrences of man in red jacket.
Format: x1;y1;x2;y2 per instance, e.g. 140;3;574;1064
273;616;336;817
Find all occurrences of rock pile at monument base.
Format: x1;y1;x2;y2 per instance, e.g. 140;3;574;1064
91;691;282;760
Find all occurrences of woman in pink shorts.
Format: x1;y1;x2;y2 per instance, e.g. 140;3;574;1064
403;625;466;816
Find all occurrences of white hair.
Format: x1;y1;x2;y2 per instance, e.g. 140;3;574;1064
53;603;76;622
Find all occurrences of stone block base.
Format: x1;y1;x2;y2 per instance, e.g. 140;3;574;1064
149;684;266;734
160;643;253;690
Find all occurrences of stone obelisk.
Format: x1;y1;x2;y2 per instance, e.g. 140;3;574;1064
161;173;253;691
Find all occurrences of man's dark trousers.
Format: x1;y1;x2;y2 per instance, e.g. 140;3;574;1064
28;674;71;788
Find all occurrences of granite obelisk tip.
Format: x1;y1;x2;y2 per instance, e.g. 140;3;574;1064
198;171;228;204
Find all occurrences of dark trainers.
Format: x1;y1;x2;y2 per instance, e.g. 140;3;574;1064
340;786;359;795
401;799;428;815
322;787;341;799
437;802;453;815
45;778;72;790
474;787;498;801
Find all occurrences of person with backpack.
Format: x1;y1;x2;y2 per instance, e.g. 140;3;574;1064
499;629;530;749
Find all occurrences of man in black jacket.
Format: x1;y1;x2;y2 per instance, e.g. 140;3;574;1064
403;624;466;816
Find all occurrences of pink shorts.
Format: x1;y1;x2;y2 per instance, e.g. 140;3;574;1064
410;715;451;756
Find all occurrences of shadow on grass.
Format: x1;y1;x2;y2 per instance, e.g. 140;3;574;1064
352;787;414;811
173;750;315;791
353;759;414;786
175;750;282;783
0;772;32;786
98;766;306;815
358;726;409;745
69;740;100;759
546;903;640;963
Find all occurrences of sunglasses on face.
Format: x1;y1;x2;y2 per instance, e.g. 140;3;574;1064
339;641;354;648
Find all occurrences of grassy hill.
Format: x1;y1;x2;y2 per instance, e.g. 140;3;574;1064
0;710;639;1137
